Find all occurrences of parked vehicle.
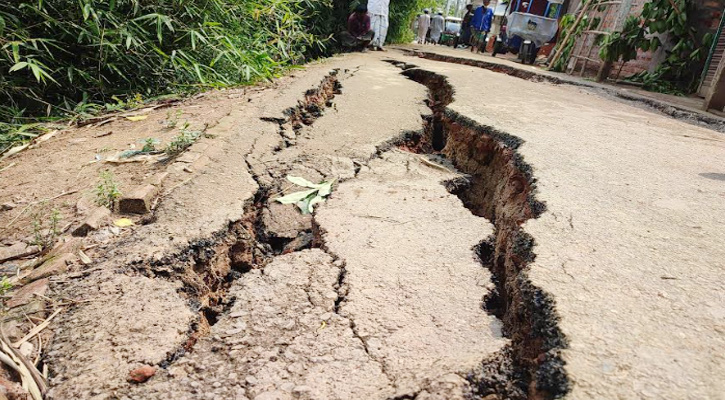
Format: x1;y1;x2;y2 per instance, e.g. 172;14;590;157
491;0;563;64
439;17;462;46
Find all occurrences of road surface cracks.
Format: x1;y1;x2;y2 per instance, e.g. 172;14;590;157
43;56;570;400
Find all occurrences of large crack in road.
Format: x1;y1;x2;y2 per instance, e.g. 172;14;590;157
394;65;568;400
43;54;572;400
34;49;725;400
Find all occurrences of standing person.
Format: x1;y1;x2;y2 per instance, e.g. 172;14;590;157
368;0;390;51
470;0;494;53
412;13;420;35
416;10;431;44
430;11;445;45
340;5;374;52
456;4;474;48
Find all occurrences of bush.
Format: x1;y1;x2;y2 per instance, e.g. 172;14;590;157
0;0;336;125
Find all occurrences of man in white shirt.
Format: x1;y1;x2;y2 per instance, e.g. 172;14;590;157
368;0;390;51
417;10;431;44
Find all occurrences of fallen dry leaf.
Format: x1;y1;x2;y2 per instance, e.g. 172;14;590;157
113;218;134;227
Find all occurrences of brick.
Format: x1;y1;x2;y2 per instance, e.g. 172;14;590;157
118;184;158;214
72;206;111;236
6;278;49;309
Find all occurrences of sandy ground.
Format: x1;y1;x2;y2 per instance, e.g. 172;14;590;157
0;47;723;400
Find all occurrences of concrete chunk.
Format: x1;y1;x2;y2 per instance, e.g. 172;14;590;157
118;184;158;214
6;278;49;309
72;207;111;236
146;171;169;187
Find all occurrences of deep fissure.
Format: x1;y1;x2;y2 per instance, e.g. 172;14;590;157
393;63;569;400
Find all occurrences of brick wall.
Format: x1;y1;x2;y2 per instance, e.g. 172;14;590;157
567;0;724;80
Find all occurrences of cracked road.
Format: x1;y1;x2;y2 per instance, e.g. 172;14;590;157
36;48;725;400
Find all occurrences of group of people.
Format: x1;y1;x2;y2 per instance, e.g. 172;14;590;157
415;1;494;53
340;0;494;53
413;10;446;45
340;0;390;52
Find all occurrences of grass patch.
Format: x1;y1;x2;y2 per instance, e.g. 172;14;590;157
95;170;122;209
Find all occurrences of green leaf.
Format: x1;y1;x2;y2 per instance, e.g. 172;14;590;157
286;175;319;188
306;195;325;213
276;189;318;204
9;62;28;72
317;180;334;197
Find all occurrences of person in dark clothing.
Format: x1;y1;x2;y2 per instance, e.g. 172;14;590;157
456;4;474;48
340;5;375;51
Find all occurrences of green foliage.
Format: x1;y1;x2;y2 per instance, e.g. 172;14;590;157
624;0;714;94
388;0;441;44
31;204;62;250
95;170;121;208
0;121;47;154
598;16;651;63
0;0;337;140
0;277;12;296
141;137;160;153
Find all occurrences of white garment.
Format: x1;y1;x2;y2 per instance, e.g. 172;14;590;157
417;14;431;43
430;14;445;42
367;0;390;17
370;14;389;48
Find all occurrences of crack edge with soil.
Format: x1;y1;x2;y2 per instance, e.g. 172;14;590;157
125;70;345;367
393;65;570;400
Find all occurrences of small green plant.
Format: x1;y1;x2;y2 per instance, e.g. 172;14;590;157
165;124;202;156
95;170;122;208
31;204;62;250
0;277;13;296
161;110;183;129
141;138;161;153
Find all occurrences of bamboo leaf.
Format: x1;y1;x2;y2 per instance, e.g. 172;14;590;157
9;61;28;72
286;175;319;188
276;189;318;204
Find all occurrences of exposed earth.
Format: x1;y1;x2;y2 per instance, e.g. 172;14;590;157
0;47;723;400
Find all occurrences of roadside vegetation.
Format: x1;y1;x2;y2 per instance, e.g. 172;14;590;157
388;0;440;43
0;0;442;155
0;0;339;153
554;0;712;95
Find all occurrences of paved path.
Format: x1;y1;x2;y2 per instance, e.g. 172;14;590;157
388;49;725;399
40;49;725;400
